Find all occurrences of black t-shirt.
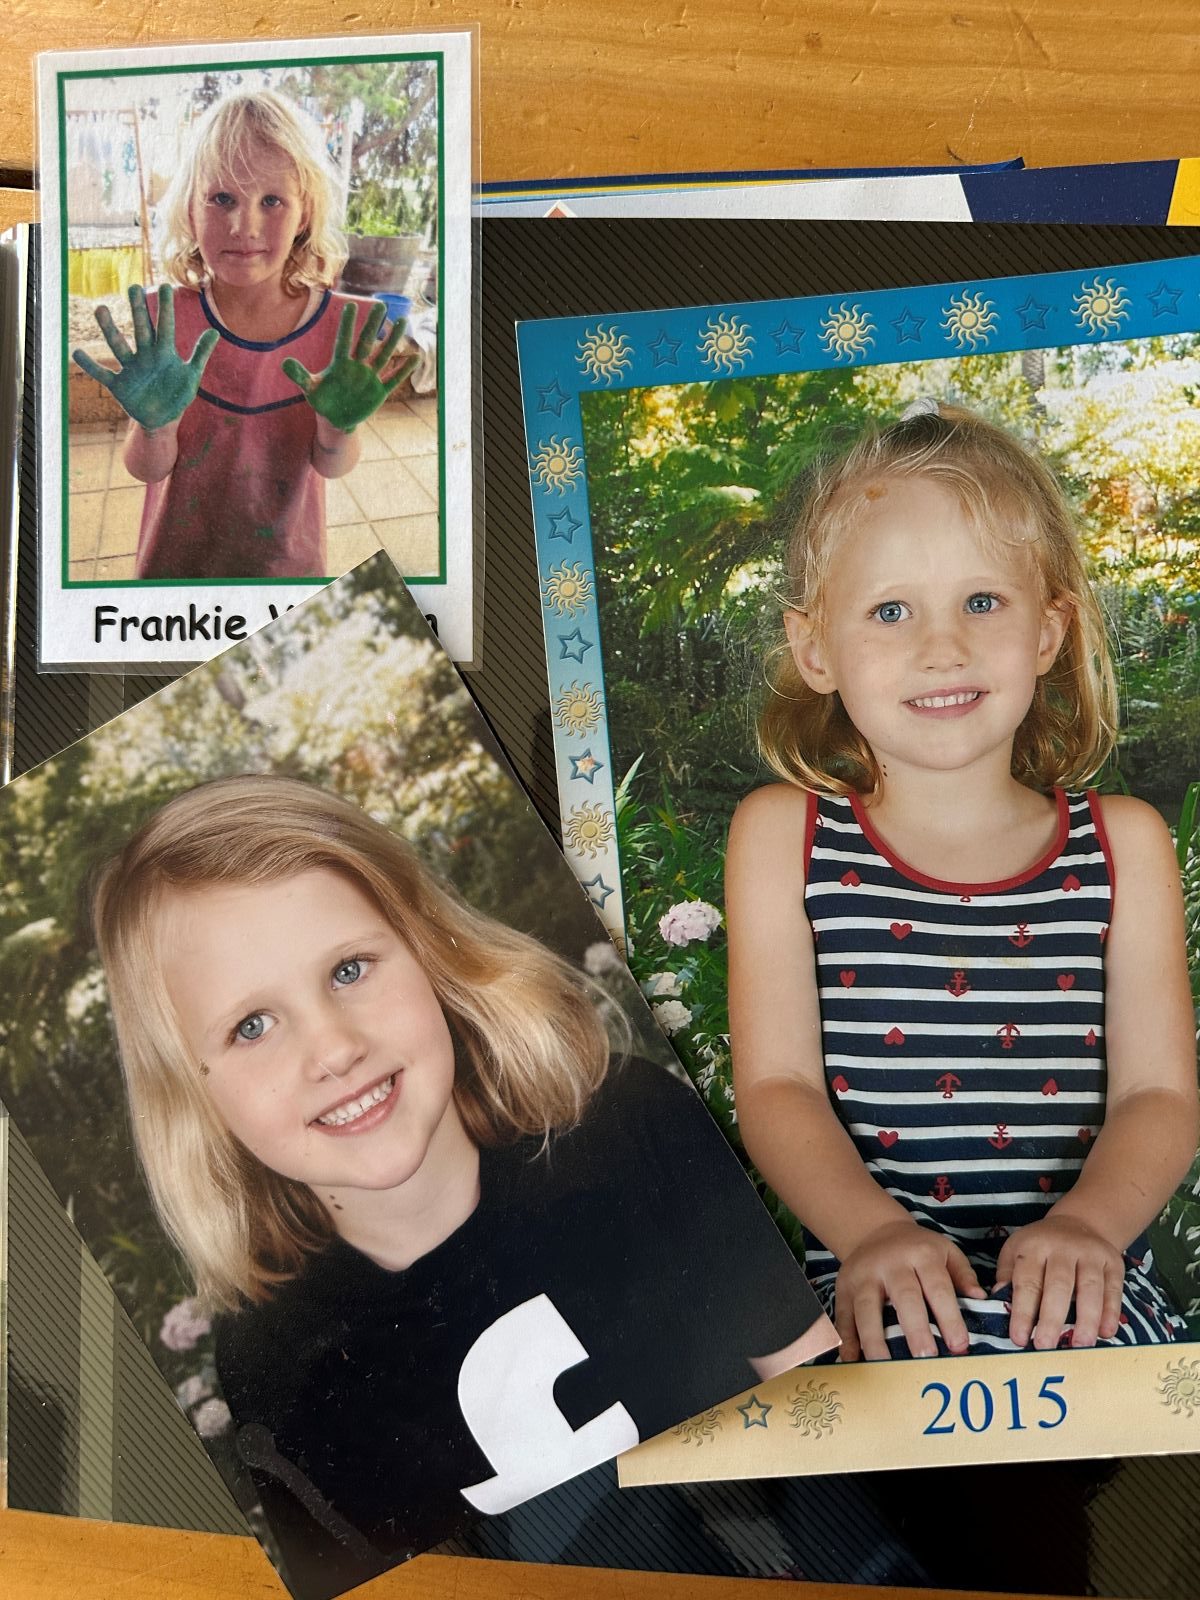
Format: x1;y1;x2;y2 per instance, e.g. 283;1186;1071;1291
216;1056;823;1596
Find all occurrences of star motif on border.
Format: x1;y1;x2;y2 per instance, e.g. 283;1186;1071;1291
737;1394;772;1429
1015;295;1051;331
890;307;926;345
569;748;605;784
581;873;615;909
558;628;593;663
648;329;683;366
536;380;571;418
547;506;582;543
1148;280;1182;317
769;318;805;354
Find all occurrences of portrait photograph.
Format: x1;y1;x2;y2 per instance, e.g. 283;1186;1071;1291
0;552;832;1600
515;243;1200;1482
37;33;475;667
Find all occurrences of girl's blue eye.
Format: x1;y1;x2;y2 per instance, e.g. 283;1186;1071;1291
262;195;282;208
874;600;909;624
333;958;365;988
234;1012;270;1043
966;593;1000;614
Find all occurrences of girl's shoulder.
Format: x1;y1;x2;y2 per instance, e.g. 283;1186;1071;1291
1090;791;1178;876
727;783;818;892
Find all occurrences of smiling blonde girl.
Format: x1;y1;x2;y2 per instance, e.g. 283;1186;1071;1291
92;774;828;1578
728;401;1198;1362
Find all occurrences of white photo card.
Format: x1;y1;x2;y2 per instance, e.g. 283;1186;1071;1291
37;32;475;669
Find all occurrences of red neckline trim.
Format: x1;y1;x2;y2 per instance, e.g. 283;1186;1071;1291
847;787;1069;894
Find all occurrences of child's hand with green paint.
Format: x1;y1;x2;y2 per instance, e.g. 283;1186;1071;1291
281;301;418;433
72;284;219;433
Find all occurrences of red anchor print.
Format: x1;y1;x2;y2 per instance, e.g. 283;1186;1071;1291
988;1124;1013;1149
890;922;913;940
1099;925;1109;944
996;1022;1020;1050
945;970;971;997
1041;1078;1059;1096
831;1074;849;1094
931;1176;955;1203
1056;974;1075;992
840;869;861;887
878;1130;900;1148
936;1071;961;1099
1085;1029;1097;1047
1008;922;1034;948
1061;873;1081;892
884;1026;906;1046
839;970;856;988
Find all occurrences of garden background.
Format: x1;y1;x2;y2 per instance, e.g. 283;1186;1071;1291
582;334;1200;1329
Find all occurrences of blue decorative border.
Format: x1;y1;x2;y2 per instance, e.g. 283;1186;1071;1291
516;254;1200;936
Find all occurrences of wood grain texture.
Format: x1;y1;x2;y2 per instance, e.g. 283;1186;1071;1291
0;1507;1073;1600
2;0;1200;182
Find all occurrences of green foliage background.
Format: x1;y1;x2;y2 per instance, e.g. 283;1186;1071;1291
584;334;1200;1323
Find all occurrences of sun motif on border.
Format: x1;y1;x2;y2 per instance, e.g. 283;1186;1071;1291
698;313;753;373
941;291;999;350
552;681;604;736
530;435;584;492
563;802;615;858
541;561;594;616
671;1407;723;1447
1158;1357;1200;1416
577;322;633;384
786;1380;844;1437
1072;277;1130;336
820;302;875;362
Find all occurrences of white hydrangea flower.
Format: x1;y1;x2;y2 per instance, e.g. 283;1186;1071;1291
193;1398;233;1438
641;970;683;999
657;900;722;947
653;999;693;1036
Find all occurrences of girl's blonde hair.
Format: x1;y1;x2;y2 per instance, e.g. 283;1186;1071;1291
160;90;347;294
91;776;613;1311
758;403;1118;797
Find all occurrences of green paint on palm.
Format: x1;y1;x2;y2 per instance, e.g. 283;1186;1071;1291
282;301;418;433
71;284;218;431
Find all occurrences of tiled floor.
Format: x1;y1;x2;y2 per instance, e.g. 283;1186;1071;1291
65;395;441;581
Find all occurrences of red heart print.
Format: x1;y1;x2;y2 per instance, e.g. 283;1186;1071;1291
839;970;856;988
1041;1078;1059;1096
840;869;861;887
831;1074;849;1094
1062;873;1081;892
890;922;912;940
1085;1029;1097;1047
884;1026;905;1046
1038;1176;1053;1192
878;1130;899;1148
1078;1128;1093;1143
1056;974;1075;991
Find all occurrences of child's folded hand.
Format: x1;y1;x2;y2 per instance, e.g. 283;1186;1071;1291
834;1219;987;1361
993;1213;1124;1350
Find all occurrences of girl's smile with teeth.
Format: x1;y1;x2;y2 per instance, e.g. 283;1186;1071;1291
906;690;984;713
313;1072;399;1131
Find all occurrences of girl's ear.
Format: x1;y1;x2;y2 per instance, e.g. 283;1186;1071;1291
1036;596;1072;676
784;609;838;695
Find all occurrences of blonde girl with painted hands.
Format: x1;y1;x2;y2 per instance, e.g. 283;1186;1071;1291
727;402;1198;1362
72;91;414;581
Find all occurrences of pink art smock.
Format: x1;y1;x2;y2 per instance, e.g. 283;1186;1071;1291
135;286;371;580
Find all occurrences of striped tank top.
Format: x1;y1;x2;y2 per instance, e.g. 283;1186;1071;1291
803;787;1185;1355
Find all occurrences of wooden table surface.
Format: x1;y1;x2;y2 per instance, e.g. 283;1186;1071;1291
2;1;1197;1595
